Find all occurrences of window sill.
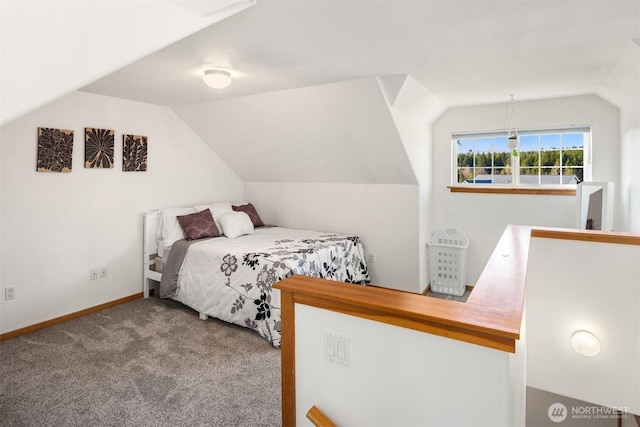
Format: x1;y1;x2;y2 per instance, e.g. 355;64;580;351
448;185;576;196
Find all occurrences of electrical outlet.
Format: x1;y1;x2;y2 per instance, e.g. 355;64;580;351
5;287;16;300
90;269;98;280
324;331;350;366
99;267;107;279
366;253;375;264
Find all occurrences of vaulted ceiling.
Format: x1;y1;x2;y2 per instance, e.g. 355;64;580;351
2;1;638;186
82;0;640;110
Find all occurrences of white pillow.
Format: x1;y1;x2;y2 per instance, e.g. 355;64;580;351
157;207;196;257
194;202;232;234
218;211;254;239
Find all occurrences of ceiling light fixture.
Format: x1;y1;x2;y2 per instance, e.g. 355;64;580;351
203;69;232;89
571;330;601;357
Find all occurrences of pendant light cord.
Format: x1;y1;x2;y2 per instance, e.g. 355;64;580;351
507;94;518;138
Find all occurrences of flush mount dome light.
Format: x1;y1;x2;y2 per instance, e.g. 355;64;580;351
571;330;601;357
203;69;231;89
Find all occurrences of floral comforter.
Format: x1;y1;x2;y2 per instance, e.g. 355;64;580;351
169;227;370;348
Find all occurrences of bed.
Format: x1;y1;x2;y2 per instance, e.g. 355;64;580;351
143;202;370;348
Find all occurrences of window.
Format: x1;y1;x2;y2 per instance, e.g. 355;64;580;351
453;127;591;186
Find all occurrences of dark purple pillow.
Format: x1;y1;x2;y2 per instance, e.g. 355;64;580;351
232;203;264;227
177;209;220;240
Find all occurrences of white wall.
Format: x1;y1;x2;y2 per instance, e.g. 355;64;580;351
0;91;243;334
246;191;429;292
431;95;621;283
380;75;446;290
619;107;640;234
622;127;640;234
526;236;640;414
295;304;525;427
245;183;419;290
597;40;640;233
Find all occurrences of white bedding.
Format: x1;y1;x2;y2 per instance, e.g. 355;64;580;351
170;226;370;347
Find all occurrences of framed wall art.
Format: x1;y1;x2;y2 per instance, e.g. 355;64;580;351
122;134;147;172
36;127;74;173
85;127;114;168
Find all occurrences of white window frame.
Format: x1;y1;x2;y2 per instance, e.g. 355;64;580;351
451;125;592;187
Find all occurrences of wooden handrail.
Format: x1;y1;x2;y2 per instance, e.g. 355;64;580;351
275;224;531;426
277;224;530;351
466;224;531;312
306;405;337;427
277;275;521;351
531;227;640;246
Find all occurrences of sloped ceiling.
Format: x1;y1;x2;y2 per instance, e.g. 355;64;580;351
80;0;638;187
0;0;255;126
173;76;418;184
82;0;640;109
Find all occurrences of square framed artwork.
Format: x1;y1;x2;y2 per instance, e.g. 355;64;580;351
122;134;147;172
36;127;74;173
84;128;114;168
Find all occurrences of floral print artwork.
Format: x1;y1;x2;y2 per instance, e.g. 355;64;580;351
122;134;147;172
36;127;74;172
84;128;114;168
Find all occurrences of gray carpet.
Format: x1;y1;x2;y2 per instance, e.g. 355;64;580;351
0;298;281;427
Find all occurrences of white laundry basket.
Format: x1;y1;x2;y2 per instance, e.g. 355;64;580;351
428;228;469;296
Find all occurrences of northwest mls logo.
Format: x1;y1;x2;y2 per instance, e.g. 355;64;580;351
548;403;568;423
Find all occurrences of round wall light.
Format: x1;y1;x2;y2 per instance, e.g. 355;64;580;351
203;69;231;89
571;330;600;357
